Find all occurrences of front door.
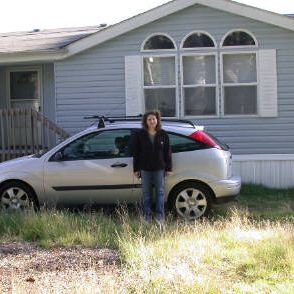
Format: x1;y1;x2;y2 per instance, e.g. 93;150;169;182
44;129;139;205
8;68;42;148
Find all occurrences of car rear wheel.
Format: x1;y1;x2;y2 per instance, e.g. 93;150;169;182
0;181;37;212
169;182;212;220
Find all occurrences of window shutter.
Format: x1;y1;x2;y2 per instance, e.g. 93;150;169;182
125;55;143;116
258;49;278;117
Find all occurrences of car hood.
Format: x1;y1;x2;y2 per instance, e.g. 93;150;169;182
0;155;39;171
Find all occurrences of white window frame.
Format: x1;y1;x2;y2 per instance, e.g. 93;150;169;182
220;29;258;49
180;52;219;118
180;31;217;51
6;66;43;110
141;33;177;53
220;50;259;117
141;54;179;118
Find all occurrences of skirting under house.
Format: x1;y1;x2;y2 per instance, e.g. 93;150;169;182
233;154;294;188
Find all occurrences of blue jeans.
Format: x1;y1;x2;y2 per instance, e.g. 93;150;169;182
140;169;165;221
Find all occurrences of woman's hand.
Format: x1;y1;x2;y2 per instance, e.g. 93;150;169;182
165;171;172;177
134;171;141;178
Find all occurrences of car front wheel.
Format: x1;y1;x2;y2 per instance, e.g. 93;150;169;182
169;182;212;220
0;181;37;212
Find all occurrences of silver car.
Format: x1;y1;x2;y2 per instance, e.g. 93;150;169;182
0;119;241;220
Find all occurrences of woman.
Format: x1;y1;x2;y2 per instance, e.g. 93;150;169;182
133;110;172;224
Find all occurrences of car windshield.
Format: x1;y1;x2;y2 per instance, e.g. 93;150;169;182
32;149;51;158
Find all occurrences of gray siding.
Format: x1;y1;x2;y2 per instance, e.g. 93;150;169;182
0;67;7;109
42;63;56;122
55;4;294;155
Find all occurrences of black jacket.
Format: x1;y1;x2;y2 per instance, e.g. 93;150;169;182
133;129;172;172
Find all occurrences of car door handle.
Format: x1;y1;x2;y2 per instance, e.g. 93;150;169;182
111;162;128;168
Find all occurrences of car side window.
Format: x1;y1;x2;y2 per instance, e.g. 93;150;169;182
168;132;207;153
54;130;132;161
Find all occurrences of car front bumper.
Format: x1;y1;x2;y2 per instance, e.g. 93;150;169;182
210;176;241;201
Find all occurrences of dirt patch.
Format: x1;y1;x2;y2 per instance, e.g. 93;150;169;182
0;242;121;294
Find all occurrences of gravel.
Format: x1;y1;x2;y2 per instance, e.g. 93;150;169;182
0;242;121;294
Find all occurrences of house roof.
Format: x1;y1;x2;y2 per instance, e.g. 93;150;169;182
0;25;104;54
1;0;294;64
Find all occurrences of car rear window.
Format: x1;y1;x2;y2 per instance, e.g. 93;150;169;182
205;132;230;151
168;132;208;153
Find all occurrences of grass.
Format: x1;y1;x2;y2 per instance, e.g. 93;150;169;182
1;184;294;293
0;209;120;248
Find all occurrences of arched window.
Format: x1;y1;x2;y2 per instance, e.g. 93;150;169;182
141;34;177;117
182;32;215;48
221;30;258;116
181;32;217;117
142;34;176;50
222;30;256;47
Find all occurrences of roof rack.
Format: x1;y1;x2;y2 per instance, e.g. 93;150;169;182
84;115;143;128
84;115;197;129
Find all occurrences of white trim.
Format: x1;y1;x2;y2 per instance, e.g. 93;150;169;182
0;50;67;64
234;154;294;161
144;85;177;89
141;54;179;118
220;49;259;55
6;66;43;111
183;84;216;87
53;62;58;124
223;82;258;87
221;114;259;118
258;49;278;117
180;52;218;118
125;55;144;116
233;154;294;188
220;28;258;48
220;51;258;117
180;30;217;49
140;53;178;58
141;32;177;52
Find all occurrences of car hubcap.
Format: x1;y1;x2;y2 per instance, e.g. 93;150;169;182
175;188;207;220
1;187;31;211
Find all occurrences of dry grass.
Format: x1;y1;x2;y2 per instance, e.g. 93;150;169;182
117;209;294;293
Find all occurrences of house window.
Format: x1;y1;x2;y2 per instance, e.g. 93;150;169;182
141;34;177;117
143;56;176;117
182;32;215;48
222;30;257;47
182;55;217;116
10;71;39;99
142;34;175;50
9;69;41;110
221;30;258;116
222;53;257;115
181;32;217;116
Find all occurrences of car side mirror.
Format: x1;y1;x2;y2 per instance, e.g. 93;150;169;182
52;151;64;162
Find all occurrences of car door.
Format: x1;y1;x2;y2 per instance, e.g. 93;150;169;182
43;129;138;205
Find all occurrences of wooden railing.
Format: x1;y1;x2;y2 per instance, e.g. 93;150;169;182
0;108;69;162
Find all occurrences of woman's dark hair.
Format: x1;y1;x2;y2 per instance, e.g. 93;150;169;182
142;110;162;131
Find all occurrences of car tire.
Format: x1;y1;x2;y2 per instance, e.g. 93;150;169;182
0;181;38;212
169;182;212;220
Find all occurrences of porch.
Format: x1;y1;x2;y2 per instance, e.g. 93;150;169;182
0;108;69;162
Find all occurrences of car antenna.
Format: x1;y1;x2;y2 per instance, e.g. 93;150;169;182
98;117;105;128
83;115;105;128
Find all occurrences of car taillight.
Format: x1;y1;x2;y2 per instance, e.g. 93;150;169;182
189;131;222;150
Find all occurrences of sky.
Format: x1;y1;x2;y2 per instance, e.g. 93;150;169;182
1;0;294;33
